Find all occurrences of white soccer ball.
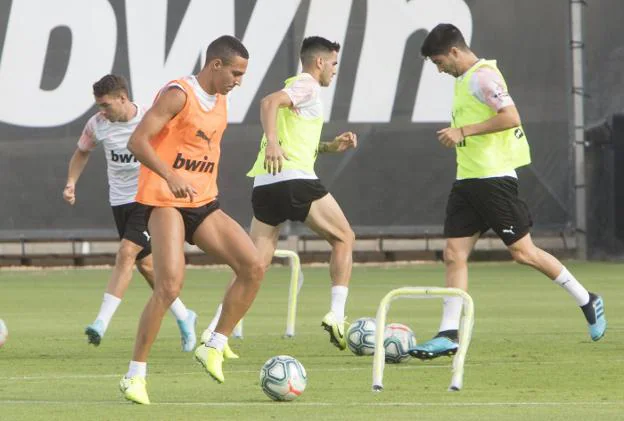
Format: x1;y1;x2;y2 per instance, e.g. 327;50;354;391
259;355;307;401
347;317;376;356
383;323;417;364
0;319;8;348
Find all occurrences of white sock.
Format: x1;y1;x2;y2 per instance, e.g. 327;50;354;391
169;298;189;321
95;293;122;330
438;296;463;332
553;266;590;306
331;286;349;321
206;331;228;352
126;360;147;378
207;304;223;332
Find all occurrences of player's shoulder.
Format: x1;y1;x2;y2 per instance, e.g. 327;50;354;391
152;83;188;116
88;112;107;125
84;112;108;134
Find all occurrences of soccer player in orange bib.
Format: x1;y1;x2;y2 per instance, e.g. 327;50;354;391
119;35;264;404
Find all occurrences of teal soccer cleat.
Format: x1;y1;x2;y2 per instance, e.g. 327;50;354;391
409;336;458;360
85;320;105;346
177;310;197;352
585;293;606;342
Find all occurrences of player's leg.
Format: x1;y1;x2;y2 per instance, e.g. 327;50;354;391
120;207;186;404
136;255;197;352
200;182;285;349
507;233;606;341
473;176;607;341
90;203;151;345
411;181;483;359
304;193;355;350
85;239;142;346
200;216;279;358
192;209;265;383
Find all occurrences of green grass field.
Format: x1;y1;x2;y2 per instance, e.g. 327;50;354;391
0;261;622;420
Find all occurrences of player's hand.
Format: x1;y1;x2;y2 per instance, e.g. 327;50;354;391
63;184;76;205
166;172;197;201
332;132;358;152
264;140;289;175
437;127;464;148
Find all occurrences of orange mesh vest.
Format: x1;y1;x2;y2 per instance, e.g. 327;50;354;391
136;79;227;207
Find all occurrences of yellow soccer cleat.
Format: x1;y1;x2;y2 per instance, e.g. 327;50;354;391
321;311;347;350
194;345;225;383
119;375;150;405
223;341;240;360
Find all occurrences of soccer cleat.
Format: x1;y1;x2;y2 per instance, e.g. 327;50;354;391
119;375;150;405
200;329;239;359
177;310;197;352
586;293;607;341
223;342;240;359
85;319;105;346
195;345;225;383
409;336;458;360
321;311;347;350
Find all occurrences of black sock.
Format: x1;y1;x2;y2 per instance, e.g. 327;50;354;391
581;293;597;324
435;329;458;342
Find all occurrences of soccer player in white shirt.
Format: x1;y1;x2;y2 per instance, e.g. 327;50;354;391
62;74;197;351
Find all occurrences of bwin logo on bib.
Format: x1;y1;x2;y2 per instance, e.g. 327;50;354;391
172;153;215;173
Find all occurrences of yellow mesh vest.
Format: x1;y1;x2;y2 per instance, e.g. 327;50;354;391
247;75;324;177
452;60;531;179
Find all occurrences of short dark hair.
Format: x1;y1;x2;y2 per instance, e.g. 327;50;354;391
300;36;340;65
420;23;468;57
92;74;129;98
205;35;249;66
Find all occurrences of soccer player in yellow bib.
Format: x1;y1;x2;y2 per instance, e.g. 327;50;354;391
410;24;606;360
199;36;357;355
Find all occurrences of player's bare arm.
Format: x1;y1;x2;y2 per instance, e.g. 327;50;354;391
260;90;293;174
437;105;521;148
318;131;358;154
63;148;91;205
128;88;197;201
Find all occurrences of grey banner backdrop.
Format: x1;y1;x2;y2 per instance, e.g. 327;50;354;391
0;0;618;241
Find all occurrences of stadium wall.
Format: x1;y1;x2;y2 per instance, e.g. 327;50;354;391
0;0;621;259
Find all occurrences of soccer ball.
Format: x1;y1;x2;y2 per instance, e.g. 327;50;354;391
383;323;416;364
347;317;376;356
0;319;8;348
259;355;307;401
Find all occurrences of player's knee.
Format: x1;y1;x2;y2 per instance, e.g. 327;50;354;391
248;257;265;284
443;246;468;266
115;245;139;268
236;256;265;284
331;227;355;249
346;228;356;246
155;280;182;302
510;246;537;266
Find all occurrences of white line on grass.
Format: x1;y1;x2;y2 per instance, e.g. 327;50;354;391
1;400;623;408
2;358;623;382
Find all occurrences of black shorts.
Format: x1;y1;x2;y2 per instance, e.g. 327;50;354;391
443;177;532;246
145;200;220;245
111;202;151;260
252;179;328;226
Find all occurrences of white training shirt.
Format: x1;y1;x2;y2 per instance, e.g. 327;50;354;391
77;103;145;206
253;73;323;187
